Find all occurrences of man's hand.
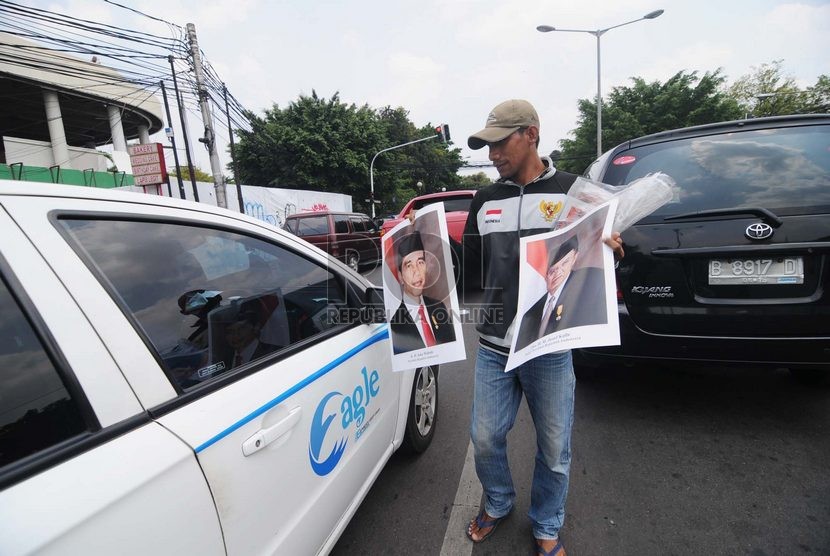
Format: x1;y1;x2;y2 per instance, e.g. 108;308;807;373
603;231;625;260
406;210;416;224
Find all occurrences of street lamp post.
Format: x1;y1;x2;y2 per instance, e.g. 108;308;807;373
369;135;440;218
750;90;817;118
537;9;664;158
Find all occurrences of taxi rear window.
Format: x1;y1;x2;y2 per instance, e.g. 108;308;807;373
59;218;347;391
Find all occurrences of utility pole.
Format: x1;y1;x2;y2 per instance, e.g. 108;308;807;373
223;83;244;213
159;80;185;199
168;55;199;201
186;23;227;208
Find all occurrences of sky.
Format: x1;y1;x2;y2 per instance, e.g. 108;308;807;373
34;0;830;182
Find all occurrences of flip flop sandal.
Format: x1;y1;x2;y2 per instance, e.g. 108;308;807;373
535;538;565;556
465;509;509;543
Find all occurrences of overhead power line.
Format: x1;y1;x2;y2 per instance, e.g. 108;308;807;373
102;0;184;32
0;0;253;187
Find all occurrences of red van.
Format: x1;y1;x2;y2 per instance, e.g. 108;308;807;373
283;211;381;271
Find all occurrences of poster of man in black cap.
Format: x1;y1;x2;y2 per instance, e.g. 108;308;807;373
506;200;620;372
381;203;464;371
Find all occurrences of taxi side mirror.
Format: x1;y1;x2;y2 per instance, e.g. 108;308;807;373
360;286;386;324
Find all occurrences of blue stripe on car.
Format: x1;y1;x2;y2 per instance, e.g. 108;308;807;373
194;326;390;453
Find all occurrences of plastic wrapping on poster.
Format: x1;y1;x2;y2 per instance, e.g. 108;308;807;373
557;172;676;232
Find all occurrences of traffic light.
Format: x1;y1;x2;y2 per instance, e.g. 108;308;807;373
435;123;451;143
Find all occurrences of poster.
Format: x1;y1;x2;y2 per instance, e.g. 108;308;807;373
381;203;465;371
506;200;620;372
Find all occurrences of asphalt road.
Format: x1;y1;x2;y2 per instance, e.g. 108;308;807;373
332;268;830;555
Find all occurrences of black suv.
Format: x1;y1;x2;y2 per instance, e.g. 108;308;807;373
578;114;830;380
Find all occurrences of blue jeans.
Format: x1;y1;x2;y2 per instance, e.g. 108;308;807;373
470;345;575;540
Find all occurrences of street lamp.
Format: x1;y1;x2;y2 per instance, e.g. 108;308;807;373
755;91;812;102
750;90;816;118
537;9;664;158
369;128;447;218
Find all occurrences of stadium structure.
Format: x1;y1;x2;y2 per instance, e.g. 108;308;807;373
0;32;164;187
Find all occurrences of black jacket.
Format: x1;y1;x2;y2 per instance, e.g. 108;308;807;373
462;160;578;353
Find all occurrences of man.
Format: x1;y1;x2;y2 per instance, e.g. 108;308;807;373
224;301;279;368
390;230;456;354
515;235;606;351
462;99;624;556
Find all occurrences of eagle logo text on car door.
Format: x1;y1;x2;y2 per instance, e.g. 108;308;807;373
308;367;380;476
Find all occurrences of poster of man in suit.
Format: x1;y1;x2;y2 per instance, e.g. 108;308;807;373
382;203;465;371
219;297;284;370
506;200;620;372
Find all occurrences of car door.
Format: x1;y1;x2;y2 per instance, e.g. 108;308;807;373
349;215;380;266
34;199;400;555
0;200;223;556
331;213;354;265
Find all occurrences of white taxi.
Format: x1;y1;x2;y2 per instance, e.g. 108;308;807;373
0;182;438;555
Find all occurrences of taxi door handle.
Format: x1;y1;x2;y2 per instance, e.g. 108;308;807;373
242;406;303;457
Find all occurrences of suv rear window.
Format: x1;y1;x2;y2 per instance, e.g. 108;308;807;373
333;215;350;234
600;124;830;218
295;216;328;236
412;195;472;213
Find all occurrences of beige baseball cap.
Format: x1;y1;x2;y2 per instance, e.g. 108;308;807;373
467;99;540;150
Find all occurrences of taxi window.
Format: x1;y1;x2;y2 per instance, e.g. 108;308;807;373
59;219;348;391
0;275;87;468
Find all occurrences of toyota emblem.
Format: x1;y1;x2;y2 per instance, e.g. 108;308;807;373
745;222;774;240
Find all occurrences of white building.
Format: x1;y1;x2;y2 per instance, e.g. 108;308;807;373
0;32;163;176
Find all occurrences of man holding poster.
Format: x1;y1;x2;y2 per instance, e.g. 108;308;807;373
462;99;624;556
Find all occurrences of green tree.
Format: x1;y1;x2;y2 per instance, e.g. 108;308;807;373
169;165;213;182
233;92;462;215
459;171;492;189
234;91;385;208
557;70;742;174
729;60;830;117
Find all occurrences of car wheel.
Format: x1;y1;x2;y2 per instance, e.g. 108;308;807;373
346;252;359;271
401;365;438;454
